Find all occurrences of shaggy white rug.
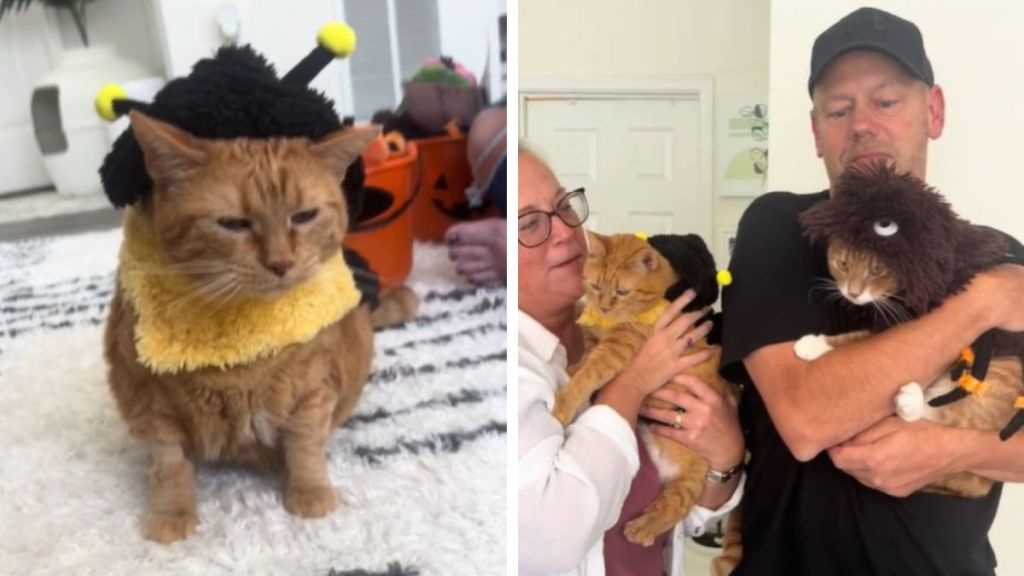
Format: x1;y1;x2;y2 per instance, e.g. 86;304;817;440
0;229;507;576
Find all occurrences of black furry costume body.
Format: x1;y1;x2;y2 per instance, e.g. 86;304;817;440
98;44;387;308
799;163;1024;438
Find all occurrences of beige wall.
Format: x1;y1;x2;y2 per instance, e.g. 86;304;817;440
520;0;770;267
770;2;1022;574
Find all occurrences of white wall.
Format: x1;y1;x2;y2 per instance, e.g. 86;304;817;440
519;0;769;267
150;0;348;113
55;0;162;75
770;2;1024;574
438;0;505;100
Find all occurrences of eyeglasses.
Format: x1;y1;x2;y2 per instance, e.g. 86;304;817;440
518;187;589;248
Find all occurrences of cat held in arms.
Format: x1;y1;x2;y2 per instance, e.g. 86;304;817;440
552;230;731;547
711;163;1024;576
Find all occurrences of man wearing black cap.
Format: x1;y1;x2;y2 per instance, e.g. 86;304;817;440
719;7;1024;575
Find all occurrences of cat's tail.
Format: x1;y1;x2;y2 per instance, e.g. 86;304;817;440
371;286;419;328
711;509;743;576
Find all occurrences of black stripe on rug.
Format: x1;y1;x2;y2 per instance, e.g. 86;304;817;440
378;296;505;332
419;285;503;303
381;322;506;357
368;351;507;385
346;386;506;429
352;420;507;465
327;562;419;576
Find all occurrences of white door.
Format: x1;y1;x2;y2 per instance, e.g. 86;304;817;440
522;94;710;240
0;6;58;196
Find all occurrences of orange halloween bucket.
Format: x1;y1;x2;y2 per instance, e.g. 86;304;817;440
410;134;495;242
343;142;418;289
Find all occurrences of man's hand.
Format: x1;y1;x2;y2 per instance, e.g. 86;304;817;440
827;416;963;497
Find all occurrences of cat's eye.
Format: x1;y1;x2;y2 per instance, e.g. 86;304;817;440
291;208;319;225
217;217;252;232
870;263;884;275
589;282;600;291
616;288;630;297
836;259;848;270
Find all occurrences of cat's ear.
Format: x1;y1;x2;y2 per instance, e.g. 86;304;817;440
130;111;207;184
311;126;381;180
637;249;661;272
586;230;606;258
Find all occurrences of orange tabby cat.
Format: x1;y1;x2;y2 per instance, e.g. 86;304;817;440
105;112;417;543
711;241;1024;576
795;240;1024;497
551;231;728;547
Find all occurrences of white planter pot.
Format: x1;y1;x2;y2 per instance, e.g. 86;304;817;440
31;45;152;196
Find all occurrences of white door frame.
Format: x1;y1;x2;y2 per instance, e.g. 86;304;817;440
519;75;714;241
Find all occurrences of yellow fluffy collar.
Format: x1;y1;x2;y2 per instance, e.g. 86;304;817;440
118;208;361;374
577;300;668;334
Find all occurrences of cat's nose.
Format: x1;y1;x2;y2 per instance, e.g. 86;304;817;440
265;260;294;278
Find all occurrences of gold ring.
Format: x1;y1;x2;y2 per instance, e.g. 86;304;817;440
672;408;684;429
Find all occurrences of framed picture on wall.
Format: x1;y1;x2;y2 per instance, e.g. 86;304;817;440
716;97;769;197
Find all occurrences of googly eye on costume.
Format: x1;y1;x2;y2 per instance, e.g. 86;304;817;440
873;219;899;237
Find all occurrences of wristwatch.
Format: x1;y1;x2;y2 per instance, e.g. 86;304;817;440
705;463;742;484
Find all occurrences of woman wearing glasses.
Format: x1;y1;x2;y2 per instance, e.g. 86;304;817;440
518;146;744;575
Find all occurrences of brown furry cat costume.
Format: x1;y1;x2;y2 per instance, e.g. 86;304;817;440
798;162;1024;449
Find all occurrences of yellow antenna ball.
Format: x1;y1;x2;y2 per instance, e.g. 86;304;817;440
716;269;733;286
95;83;127;122
318;21;357;58
634;232;648;241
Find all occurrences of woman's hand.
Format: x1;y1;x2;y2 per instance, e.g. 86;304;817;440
642;374;744;471
618;289;715;397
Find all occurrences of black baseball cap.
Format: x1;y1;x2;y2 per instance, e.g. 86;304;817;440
808;7;933;96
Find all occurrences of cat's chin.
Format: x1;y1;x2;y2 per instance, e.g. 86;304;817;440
248;280;306;300
840;289;881;306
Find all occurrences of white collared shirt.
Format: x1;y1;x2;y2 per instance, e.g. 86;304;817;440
517;310;744;576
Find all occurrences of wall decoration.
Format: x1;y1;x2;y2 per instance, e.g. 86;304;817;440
717;97;768;197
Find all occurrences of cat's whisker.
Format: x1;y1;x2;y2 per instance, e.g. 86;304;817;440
809;278;844;303
134;260;227;273
871;299;896;328
169;274;236;312
207;276;243;312
880;297;912;323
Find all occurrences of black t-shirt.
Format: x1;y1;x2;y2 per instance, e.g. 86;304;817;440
719;190;1022;576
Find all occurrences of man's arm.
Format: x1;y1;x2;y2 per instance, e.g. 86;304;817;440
745;272;1004;462
827;416;1024;497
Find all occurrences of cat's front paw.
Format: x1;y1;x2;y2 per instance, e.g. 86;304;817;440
794;334;833;361
895;382;926;422
551;402;576;427
145;509;197;543
285;485;338;518
623;514;662;547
